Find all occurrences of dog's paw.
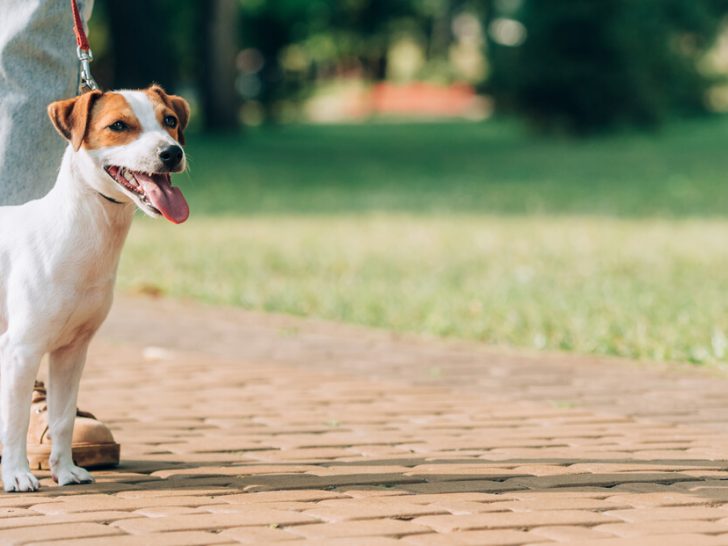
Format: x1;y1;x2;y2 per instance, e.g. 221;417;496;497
2;469;40;492
52;464;94;486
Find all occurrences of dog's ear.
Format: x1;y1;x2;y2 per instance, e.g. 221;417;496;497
168;94;190;145
149;84;190;145
48;90;102;151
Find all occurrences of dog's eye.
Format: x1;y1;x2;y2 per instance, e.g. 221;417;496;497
108;121;128;132
164;115;178;128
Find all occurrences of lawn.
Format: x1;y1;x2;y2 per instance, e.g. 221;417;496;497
118;118;728;365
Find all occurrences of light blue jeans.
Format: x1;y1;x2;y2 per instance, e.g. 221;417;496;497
0;0;93;205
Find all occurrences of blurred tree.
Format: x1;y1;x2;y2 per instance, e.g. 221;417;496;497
99;0;180;90
486;0;728;134
238;0;314;122
196;0;240;131
93;0;239;132
331;0;415;80
238;0;454;122
238;0;407;121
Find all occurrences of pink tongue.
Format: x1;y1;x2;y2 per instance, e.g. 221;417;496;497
136;173;189;224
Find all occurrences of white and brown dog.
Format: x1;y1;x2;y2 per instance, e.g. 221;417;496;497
0;85;190;491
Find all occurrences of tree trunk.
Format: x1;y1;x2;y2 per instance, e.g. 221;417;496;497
197;0;240;131
429;0;455;61
105;0;178;90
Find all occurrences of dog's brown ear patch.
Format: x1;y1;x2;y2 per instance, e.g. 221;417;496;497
148;84;191;144
168;94;190;144
48;90;103;151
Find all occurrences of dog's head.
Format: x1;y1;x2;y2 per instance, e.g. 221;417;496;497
48;85;190;224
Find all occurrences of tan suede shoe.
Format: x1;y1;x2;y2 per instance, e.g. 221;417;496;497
25;381;120;470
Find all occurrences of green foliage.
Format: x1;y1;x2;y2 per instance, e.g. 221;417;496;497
92;0;728;132
238;0;456;120
488;0;728;134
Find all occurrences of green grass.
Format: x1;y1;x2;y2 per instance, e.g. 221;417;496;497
118;118;728;365
178;118;728;217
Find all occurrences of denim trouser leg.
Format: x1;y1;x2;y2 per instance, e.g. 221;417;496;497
0;0;93;205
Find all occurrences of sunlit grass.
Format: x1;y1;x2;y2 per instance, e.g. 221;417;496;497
117;118;728;365
177;118;728;218
120;215;728;366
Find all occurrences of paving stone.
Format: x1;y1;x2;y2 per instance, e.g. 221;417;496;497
595;520;728;538
151;465;318;479
29;495;224;514
403;493;514;505
133;506;210;518
286;519;431;539
424;500;513;515
25;531;233;546
338;487;411;498
114;487;237;499
401;480;525;494
494;498;624;511
0;522;123;545
530;535;728;546
602;492;713;508
0;508;41;519
8;295;728;544
219;526;304;543
0;511;142;530
302;500;447;522
401;529;540;545
508;472;696;489
412;509;619;532
111;509;317;534
221;490;347;504
294;537;402;546
0;498;62;509
205;501;318;513
529;525;613;542
604;506;728;522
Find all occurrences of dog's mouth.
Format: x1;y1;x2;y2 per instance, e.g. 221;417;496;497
104;166;189;224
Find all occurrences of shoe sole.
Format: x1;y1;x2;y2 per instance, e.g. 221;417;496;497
27;443;121;470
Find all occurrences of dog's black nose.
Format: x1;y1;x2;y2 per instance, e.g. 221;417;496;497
159;145;183;169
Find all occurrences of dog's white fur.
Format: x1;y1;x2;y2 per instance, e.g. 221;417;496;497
0;89;186;491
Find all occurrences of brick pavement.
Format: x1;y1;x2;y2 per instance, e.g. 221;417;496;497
3;295;728;544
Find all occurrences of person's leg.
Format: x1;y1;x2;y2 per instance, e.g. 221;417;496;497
0;0;94;204
0;0;118;476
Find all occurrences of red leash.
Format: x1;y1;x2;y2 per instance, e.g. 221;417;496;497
71;0;90;51
70;0;98;92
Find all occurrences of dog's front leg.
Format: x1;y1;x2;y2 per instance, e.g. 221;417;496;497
1;344;42;492
47;338;94;486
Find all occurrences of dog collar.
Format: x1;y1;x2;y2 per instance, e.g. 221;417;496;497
98;192;125;205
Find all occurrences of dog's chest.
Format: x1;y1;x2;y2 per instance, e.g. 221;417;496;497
53;284;113;346
45;253;118;349
3;225;121;350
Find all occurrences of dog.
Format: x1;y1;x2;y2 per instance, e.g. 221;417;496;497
0;85;190;491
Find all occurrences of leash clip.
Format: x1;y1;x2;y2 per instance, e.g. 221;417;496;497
76;46;99;92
